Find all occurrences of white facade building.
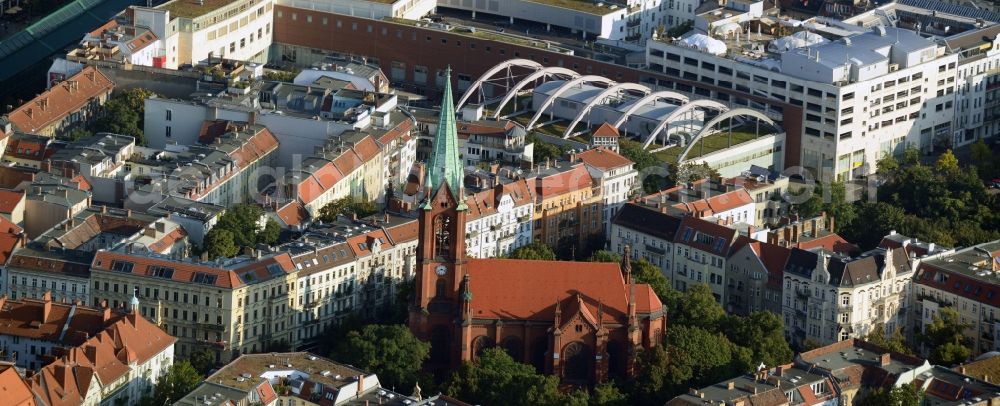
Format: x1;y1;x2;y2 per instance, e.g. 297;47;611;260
133;0;273;69
576;147;637;236
781;246;913;347
646;25;957;181
463;178;535;259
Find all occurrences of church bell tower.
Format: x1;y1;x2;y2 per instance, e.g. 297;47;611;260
409;67;468;369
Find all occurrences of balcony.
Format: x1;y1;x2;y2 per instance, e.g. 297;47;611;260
796;289;812;300
196;322;226;332
198;338;227;349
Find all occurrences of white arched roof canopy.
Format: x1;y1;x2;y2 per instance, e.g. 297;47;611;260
611;90;690;129
526;75;616;130
642;100;729;149
456;59;544;110
676;108;779;162
491;67;580;119
561;83;651;139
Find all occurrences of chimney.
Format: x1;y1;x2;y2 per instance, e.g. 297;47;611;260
43;291;53;322
249;111;257;126
879;353;891;367
102;307;111;322
727;381;735;390
747;225;755;238
356;374;365;398
776;365;786;377
828;216;835;233
0;295;6;311
156;221;166;233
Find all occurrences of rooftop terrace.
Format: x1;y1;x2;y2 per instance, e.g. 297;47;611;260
158;0;237;20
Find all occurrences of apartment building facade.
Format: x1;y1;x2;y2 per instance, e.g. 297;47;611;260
913;240;1000;355
782;246;913;347
530;161;605;257
89;250;297;363
576;147;637;236
463;177;535;259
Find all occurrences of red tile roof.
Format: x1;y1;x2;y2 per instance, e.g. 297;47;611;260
576;147;633;171
147;227;188;253
670;189;754;217
535;165;594;198
0;365;36;406
797;233;857;255
592;122;620;138
464;179;533;220
198;119;238;144
733;236;792;288
91;251;295;289
0;294;123;346
464;258;663;322
32;314;176;406
275;200;310;227
0;189;24;214
8;67;114;134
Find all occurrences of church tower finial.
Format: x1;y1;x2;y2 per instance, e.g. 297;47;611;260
424;66;466;210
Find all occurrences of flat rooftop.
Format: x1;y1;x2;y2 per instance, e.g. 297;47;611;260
159;0;236;20
525;0;621;15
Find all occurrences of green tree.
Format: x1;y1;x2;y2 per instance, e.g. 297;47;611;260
527;133;566;164
857;383;923;406
843;202;907;249
656;326;750;400
188;346;217;376
215;204;266;248
935;149;960;174
94;88;156;145
721;311;794;369
318;196;379;223
590;381;628;406
919;307;972;366
445;348;567;406
331;325;430;389
632;346;671;404
264;69;300;82
204;228;239;259
669;284;724;331
618;139;658;171
633;258;671;303
864;326;914;356
508;242;556;260
258;219;281;245
970;139;997;179
587;250;620;263
140;360;202;406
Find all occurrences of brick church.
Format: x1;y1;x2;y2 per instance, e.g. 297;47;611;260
408;69;667;384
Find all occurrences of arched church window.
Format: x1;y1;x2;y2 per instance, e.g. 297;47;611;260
501;336;523;361
434;215;451;258
472;336;495;361
562;341;591;382
435;278;447;298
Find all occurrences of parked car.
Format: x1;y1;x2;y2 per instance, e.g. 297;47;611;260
991;178;1000;189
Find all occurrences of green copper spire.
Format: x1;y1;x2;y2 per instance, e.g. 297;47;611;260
425;66;466;210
